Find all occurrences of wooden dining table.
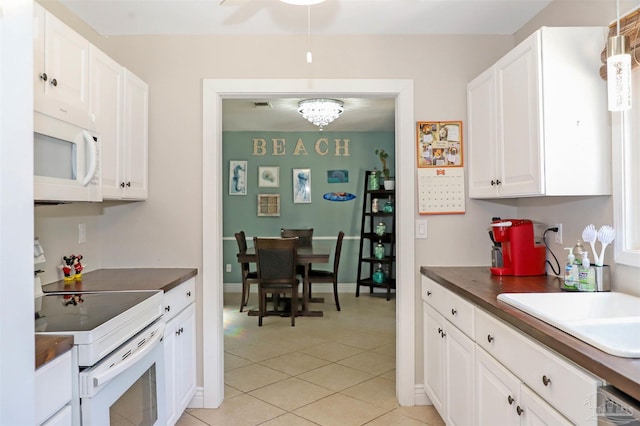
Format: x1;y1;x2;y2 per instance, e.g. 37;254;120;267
237;244;331;317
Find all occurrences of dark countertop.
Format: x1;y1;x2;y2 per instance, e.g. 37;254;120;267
35;335;74;370
421;266;640;402
42;268;198;293
36;268;198;369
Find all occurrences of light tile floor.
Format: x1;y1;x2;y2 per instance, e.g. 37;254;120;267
178;292;444;426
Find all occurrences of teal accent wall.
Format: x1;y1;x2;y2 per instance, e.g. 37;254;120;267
223;131;395;284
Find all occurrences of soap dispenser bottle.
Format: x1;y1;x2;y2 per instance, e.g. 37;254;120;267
578;251;595;291
563;248;578;289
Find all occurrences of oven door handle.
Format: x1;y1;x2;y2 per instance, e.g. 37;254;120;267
90;322;165;390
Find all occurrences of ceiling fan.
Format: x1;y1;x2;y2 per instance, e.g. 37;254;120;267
219;0;326;63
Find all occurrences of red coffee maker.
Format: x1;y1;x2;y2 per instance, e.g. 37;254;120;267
489;219;546;276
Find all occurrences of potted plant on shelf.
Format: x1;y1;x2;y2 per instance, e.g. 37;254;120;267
375;148;395;190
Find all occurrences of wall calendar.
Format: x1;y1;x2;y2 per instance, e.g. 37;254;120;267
416;121;466;215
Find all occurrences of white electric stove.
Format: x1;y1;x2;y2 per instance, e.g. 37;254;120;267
35;290;163;367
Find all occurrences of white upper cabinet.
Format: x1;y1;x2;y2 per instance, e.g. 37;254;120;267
121;70;149;200
467;27;611;198
34;3;91;129
89;49;148;200
89;46;123;198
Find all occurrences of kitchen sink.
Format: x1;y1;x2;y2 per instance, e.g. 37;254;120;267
497;292;640;358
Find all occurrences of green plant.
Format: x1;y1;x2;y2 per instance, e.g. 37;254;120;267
375;149;390;179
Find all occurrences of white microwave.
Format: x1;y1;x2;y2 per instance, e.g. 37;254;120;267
34;112;102;202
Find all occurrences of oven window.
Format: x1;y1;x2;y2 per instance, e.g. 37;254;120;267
109;364;158;426
34;132;77;180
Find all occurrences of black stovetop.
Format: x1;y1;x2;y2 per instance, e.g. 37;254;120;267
35;291;159;333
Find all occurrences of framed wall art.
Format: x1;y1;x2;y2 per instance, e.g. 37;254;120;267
293;168;311;203
257;194;280;216
327;169;349;183
258;166;279;188
229;160;247;195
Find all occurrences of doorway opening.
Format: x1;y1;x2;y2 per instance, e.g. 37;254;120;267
202;79;416;408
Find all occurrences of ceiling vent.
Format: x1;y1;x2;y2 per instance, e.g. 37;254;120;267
253;101;272;109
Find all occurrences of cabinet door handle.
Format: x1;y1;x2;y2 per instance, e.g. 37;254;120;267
50;78;57;87
451;308;457;316
165;305;171;312
491;180;496;186
542;375;551;386
426;291;432;296
39;72;48;82
440;331;446;338
120;182;126;188
487;334;494;343
437;327;443;335
507;395;514;405
496;179;502;186
187;291;192;297
126;181;131;187
516;406;524;416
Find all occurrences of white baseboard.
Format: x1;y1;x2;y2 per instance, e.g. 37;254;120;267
188;387;204;408
414;384;432;406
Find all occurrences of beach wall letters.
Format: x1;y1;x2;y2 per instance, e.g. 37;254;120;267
252;138;350;157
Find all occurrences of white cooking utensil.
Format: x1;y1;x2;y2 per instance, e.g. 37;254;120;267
582;224;598;262
596;225;615;266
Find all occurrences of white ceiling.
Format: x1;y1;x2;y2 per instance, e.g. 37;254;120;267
59;0;552;36
58;0;552;132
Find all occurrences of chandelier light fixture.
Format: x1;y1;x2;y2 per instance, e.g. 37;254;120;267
297;98;344;131
607;0;632;111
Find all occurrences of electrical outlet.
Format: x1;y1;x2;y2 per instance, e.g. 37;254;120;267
554;223;563;244
225;264;231;273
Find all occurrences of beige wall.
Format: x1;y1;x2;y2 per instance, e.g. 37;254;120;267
35;0;639;393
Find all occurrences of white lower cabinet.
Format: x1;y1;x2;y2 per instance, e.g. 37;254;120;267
422;278;475;426
444;321;475;426
423;303;445;414
35;349;76;426
163;278;197;426
422;276;601;425
476;346;570;425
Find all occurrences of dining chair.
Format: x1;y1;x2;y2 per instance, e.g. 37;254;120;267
307;231;345;311
253;237;300;326
234;231;259;312
280;228;313;247
281;228;314;278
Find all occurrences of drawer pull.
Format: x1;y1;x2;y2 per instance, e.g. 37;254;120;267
516;406;524;416
487;334;494;343
542;375;551;386
507;395;514;405
451;308;457;315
